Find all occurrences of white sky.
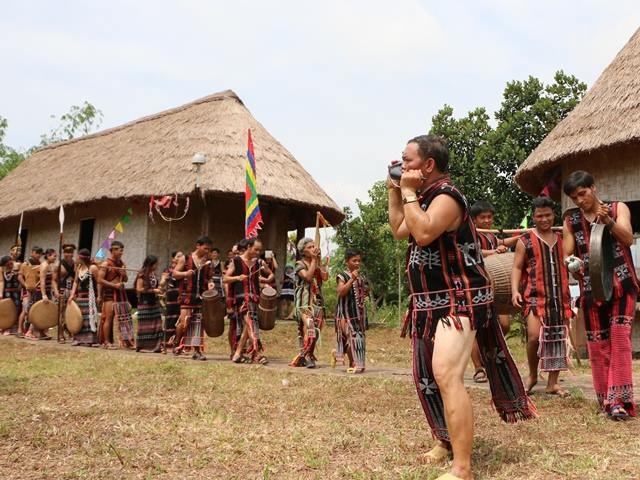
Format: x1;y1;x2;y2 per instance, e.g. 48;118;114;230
2;1;639;214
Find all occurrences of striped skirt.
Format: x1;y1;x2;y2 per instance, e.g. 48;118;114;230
136;301;163;350
75;293;98;344
164;289;180;343
182;309;204;348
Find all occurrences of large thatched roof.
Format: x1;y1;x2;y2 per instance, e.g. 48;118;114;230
0;90;344;224
515;27;640;195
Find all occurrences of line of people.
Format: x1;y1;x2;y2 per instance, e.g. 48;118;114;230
0;235;371;373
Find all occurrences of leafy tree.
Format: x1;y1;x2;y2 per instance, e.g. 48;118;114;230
0;102;103;181
431;70;586;227
334;181;407;307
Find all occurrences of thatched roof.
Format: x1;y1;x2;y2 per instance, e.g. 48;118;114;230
515;27;640;195
0;90;344;225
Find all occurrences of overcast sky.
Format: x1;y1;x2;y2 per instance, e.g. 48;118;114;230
2;1;639;214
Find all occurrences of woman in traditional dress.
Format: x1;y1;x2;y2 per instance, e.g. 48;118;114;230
159;251;183;353
67;249;99;346
0;256;22;333
290;238;328;368
333;248;368;373
224;238;274;364
135;255;163;353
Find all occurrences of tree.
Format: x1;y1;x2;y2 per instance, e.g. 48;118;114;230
430;70;587;227
0;102;103;181
334;181;407;307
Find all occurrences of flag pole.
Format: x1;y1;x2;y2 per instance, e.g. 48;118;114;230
57;205;65;343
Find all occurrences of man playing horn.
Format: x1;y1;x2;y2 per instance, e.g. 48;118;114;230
98;241;130;349
563;170;637;420
511;196;572;397
388;135;536;480
173;235;213;361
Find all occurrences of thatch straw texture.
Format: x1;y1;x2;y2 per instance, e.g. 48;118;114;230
515;28;640;195
0;90;344;224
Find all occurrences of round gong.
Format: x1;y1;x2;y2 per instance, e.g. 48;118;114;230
589;223;614;302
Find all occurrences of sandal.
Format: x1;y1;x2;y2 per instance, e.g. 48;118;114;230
609;404;630;421
232;355;249;364
473;367;488;383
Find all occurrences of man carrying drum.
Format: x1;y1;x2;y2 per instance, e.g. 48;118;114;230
173;236;214;361
563;170;637;420
224;237;273;364
511;196;572;397
17;246;43;337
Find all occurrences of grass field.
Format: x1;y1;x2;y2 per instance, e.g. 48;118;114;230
0;322;638;480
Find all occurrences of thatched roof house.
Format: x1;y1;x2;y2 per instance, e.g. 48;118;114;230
515;27;640;217
0;90;343;278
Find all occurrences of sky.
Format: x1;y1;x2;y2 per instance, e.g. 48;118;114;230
2;1;640;215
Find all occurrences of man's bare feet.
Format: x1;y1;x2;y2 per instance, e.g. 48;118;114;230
525;375;537;394
545;385;570;398
419;441;451;464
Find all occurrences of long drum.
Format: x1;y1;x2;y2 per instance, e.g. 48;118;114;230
202;289;225;337
589;223;614;301
29;299;59;329
483;252;519;315
65;300;83;335
258;286;278;331
0;298;18;329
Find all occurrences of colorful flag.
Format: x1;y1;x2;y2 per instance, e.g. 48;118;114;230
245;128;263;238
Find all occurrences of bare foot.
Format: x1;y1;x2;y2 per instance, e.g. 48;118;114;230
525;375;537;394
545;385;570;398
419;441;451;465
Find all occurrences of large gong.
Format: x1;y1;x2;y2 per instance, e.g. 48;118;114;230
589;223;614;301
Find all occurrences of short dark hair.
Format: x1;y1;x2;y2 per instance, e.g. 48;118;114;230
470;200;495;218
345;248;361;261
110;241;124;251
62;243;76;252
244;237;262;248
211;247;220;254
407;134;449;173
78;248;91;258
196;236;212;246
32;246;43;255
44;248;56;257
532;196;556;211
236;238;249;250
563;170;595;196
0;255;11;267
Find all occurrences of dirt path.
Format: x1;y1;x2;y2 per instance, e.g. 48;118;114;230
2;335;639;403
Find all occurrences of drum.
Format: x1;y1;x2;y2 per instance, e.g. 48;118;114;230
202;289;225;337
483;252;519;315
0;298;18;329
589;223;614;301
258;285;278;331
65;300;83;335
29;299;59;329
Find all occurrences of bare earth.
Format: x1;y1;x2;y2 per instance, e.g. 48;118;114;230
0;322;638;480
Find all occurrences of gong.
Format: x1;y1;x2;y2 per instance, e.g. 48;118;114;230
589;223;614;301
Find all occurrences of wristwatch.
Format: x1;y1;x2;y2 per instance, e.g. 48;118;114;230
402;194;418;205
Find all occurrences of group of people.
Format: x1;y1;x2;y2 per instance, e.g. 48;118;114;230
388;134;637;480
0;233;371;373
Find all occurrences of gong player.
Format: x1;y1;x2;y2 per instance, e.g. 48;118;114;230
563;170;637;420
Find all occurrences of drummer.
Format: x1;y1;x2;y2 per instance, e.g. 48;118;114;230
17;246;43;338
26;248;59;340
563;170;637;420
224;237;273;364
173;236;214;361
469;200;518;383
511;196;572;397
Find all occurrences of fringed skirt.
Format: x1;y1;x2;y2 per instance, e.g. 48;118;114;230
164;289;180;343
182;309;204;348
335;314;366;371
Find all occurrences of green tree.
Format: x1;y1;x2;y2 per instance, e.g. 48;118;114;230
0;102;103;181
334;181;407;307
430;70;586;227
